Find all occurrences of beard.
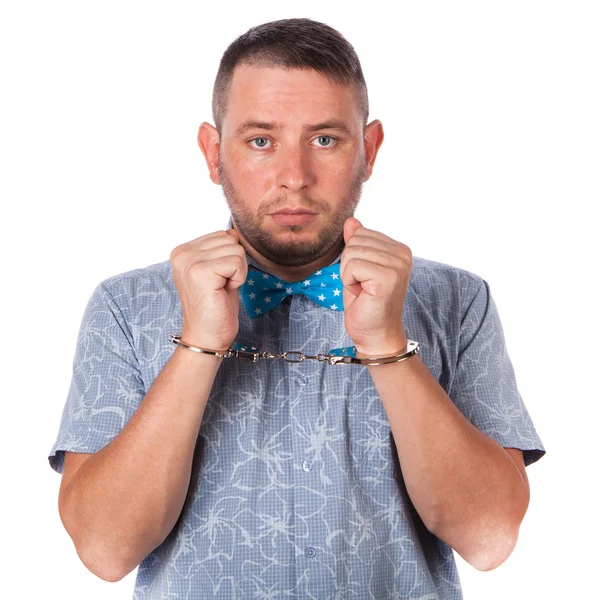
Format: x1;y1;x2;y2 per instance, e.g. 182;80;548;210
217;154;367;267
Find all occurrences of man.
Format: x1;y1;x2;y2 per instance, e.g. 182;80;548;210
49;17;545;599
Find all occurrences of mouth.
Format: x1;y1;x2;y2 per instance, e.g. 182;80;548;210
271;208;318;215
270;211;318;227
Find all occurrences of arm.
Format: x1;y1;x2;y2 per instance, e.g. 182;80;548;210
338;220;542;572
59;347;222;582
366;354;530;571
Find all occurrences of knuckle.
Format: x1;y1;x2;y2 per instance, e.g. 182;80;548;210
235;254;248;275
170;242;190;261
187;261;207;278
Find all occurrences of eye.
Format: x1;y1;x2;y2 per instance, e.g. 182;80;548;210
312;135;337;148
247;135;338;151
249;137;271;150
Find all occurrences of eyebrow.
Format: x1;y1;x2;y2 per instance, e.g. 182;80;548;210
234;119;353;137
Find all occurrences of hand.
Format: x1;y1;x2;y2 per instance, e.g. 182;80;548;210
340;217;411;356
170;228;247;351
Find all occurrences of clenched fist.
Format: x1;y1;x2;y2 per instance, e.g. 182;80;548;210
170;228;248;351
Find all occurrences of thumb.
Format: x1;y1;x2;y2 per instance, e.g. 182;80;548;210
226;228;240;242
343;217;362;244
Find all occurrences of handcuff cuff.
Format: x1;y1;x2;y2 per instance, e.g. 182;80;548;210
169;334;420;366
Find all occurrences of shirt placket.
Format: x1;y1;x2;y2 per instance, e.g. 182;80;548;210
288;294;332;584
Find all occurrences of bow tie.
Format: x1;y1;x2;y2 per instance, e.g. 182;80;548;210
240;262;344;319
237;261;358;359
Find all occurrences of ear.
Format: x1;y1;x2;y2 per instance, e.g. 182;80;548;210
363;119;384;182
197;122;220;185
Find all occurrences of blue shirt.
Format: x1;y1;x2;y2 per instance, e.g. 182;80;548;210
49;215;545;599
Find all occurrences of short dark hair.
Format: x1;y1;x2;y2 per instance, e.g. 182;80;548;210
212;18;369;136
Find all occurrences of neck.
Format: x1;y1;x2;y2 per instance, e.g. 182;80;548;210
235;225;344;283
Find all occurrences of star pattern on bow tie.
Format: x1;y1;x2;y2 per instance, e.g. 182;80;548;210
240;262;345;318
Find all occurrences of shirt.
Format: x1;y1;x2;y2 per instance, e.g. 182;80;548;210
49;215;546;599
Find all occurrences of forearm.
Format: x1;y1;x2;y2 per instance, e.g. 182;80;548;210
62;346;222;580
367;354;529;570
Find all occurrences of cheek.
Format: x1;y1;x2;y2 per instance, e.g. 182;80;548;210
321;159;356;188
243;166;272;197
229;153;272;196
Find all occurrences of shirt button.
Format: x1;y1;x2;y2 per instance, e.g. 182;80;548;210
305;547;316;559
297;375;308;386
302;460;313;472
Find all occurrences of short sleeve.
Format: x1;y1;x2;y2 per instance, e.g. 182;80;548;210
48;280;146;474
448;276;546;467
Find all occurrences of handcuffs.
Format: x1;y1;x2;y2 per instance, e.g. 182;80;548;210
169;334;420;366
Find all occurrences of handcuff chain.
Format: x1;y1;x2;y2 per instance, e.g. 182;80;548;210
230;348;341;365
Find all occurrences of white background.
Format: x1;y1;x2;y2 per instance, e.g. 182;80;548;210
1;1;598;598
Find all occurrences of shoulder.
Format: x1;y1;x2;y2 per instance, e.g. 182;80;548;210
96;258;175;314
411;255;482;285
409;255;485;311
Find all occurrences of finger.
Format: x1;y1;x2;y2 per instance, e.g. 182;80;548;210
341;246;398;271
343;234;403;256
225;228;240;243
203;255;248;290
350;226;407;249
340;258;396;297
190;229;234;244
344;238;412;270
196;243;247;264
178;230;244;253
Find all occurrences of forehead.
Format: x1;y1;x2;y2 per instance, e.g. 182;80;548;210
223;63;360;133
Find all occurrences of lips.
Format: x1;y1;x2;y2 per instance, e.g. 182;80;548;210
271;213;317;226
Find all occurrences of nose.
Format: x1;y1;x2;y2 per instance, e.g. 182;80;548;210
275;144;313;192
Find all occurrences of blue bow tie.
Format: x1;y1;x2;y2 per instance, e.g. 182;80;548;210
237;261;357;358
240;262;344;319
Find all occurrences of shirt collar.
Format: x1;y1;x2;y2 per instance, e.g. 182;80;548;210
224;214;343;273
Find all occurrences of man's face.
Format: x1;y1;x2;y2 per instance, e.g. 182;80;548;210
216;64;369;267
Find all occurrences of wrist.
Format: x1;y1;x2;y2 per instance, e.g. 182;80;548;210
354;337;408;359
173;343;225;364
180;331;232;353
